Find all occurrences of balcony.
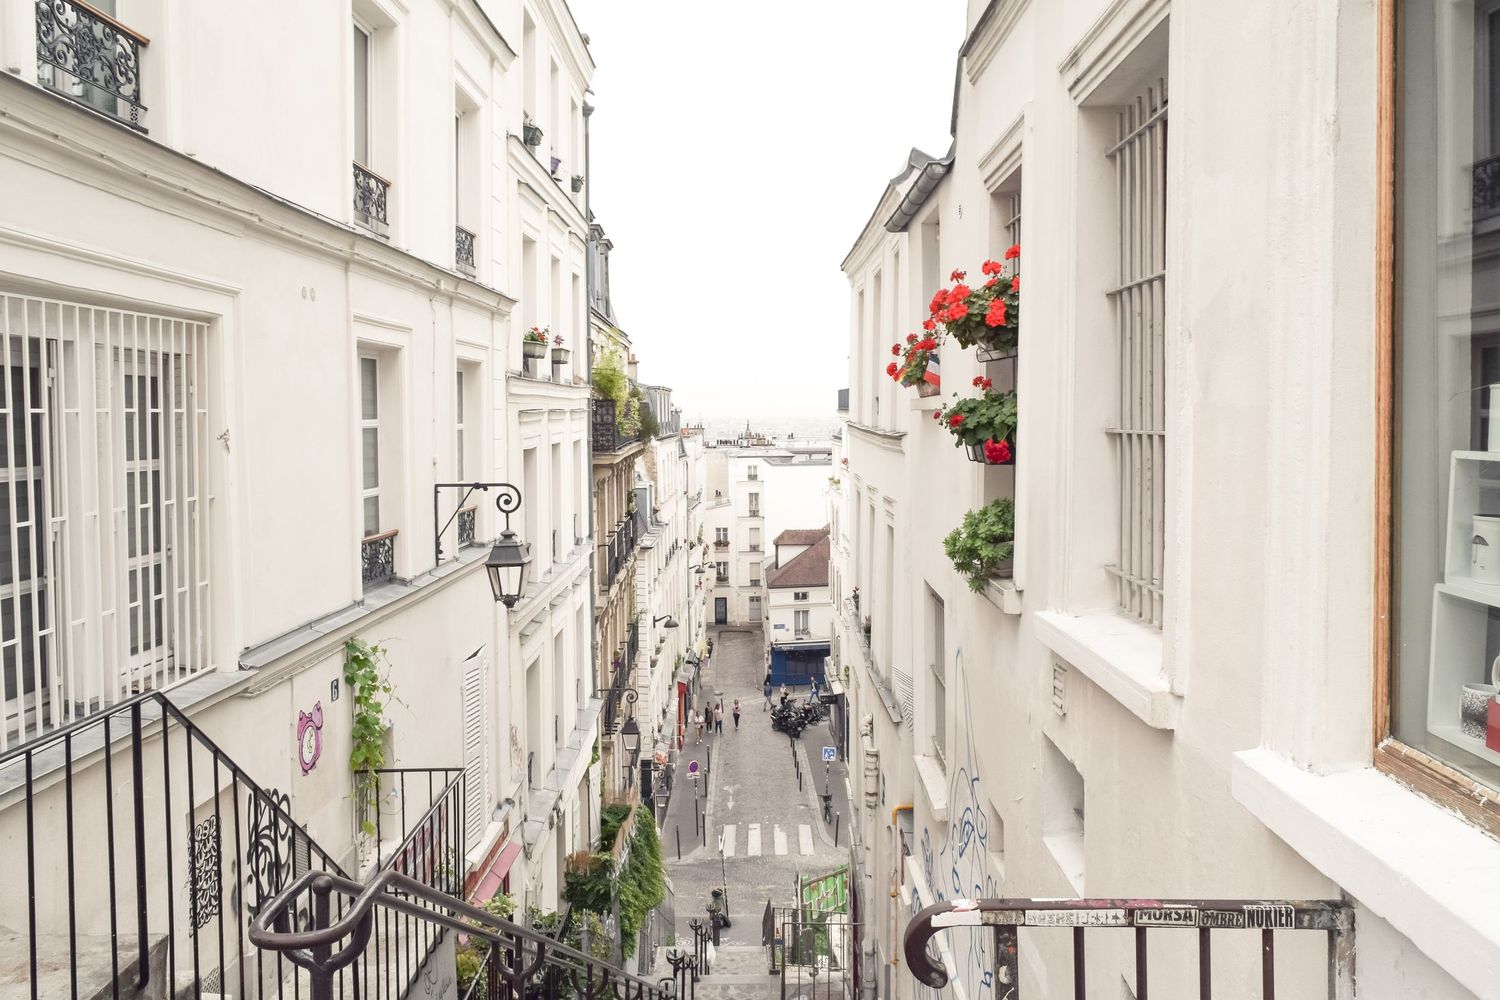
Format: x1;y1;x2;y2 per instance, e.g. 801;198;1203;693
362;529;398;585
747;543;762;552
715;573;729;584
353;162;391;236
36;0;148;128
592;398;631;453
599;515;638;589
837;387;850;413
748;508;761;517
457;506;477;547
455;225;476;276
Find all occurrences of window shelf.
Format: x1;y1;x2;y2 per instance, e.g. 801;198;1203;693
1034;610;1178;729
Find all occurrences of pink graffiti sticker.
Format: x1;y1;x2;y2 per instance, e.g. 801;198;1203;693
298;701;324;774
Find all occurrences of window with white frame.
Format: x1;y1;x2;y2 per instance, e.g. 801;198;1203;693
748;595;762;622
715;561;728;582
360;356;382;537
748;492;760;516
794;591;808;601
455;368;467;481
929;588;946;761
747;465;758;481
1105;77;1168;628
0;294;212;746
794;609;810;636
749;562;761;587
749;527;761;551
715;527;728;544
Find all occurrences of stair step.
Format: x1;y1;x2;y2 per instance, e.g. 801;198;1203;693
0;929;170;1000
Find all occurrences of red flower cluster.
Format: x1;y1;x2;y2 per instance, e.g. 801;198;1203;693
886;362;899;378
972;376;993;390
907;333;918;344
949;413;965;428
985;298;1008;328
915;337;938;352
983;438;1013;463
1004;244;1021;260
922;318;937;332
981;259;1003;276
929;290;949;315
950;269;967;282
891;344;902;356
932;410;942;421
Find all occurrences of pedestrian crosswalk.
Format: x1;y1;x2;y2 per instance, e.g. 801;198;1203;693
718;822;814;857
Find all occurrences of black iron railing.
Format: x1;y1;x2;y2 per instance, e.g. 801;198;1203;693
1477;154;1500;223
904;897;1354;999
456;225;477;274
836;388;849;413
458;506;477;547
362;529;397;585
249;867;677;1000
591;398;630;453
36;0;148;127
599;516;637;590
0;690;347;1000
353;162;390;233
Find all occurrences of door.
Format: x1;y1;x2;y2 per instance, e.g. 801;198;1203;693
714;598;727;625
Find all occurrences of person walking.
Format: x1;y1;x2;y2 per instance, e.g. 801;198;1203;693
694;711;704;744
714;702;724;735
732;698;742;731
763;674;773;711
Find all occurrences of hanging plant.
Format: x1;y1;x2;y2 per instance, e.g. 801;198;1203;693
934;376;1017;464
885;332;943;396
943;498;1016;591
925;248;1021;354
344;637;397;835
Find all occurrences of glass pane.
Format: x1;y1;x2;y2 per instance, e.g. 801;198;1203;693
126;471;163;559
360;356;378;420
0;360;42;469
456;428;464;481
353;26;370;166
128;564;164;656
456;369;465;415
1;591;46;697
362;428;379;490
0;480;42;587
1394;0;1500;790
364;496;380;537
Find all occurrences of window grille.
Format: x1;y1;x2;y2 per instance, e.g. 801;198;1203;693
1105;77;1168;628
0;294;212;747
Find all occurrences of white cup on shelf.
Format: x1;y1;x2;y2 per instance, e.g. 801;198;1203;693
1472;515;1500;584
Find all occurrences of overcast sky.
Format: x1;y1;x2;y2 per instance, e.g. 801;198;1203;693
568;0;965;423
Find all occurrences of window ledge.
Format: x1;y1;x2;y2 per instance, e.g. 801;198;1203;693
1042;832;1086;896
1034;610;1178;729
908;393;944;413
914;753;949;822
983;576;1022;615
1232;748;1500;998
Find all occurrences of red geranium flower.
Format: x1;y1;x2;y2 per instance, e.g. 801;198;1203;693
922;318;937;332
929;291;948;315
949;413;965;428
886;362;899;378
948;284;971;305
907;333;918;344
981;260;1002;276
984;299;1007;328
971;376;992;390
983;438;1012;463
950;269;967;282
891;344;901;356
916;337;938;352
1011;276;1020;292
946;302;969;322
932;411;942;421
1004;244;1021;260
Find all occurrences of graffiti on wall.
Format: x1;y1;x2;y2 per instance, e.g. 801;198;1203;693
913;648;1004;1000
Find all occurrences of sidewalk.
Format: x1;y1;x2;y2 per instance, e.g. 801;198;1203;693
794;708;853;849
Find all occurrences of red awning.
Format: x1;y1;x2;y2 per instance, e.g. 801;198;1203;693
471;841;523;904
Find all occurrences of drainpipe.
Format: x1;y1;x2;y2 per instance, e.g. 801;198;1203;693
583;96;597;701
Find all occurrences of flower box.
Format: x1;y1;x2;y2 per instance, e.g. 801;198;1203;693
523;122;543;147
522;341;547;360
571;175;585;193
552;347;571;364
966;441;1015;466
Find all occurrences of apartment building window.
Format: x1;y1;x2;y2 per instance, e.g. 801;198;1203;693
794;610;810;636
1390;0;1500;803
36;0;146;126
455;369;467;481
351;11;393;235
361;357;382;536
749;563;761;587
1105;77;1168;628
747;465;758;481
715;527;729;546
715;561;728;583
794;591;808;602
748;492;760;516
929;589;946;761
0;295;212;745
749;527;761;551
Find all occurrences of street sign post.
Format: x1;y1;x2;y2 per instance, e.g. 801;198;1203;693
821;746;836;762
688;759;700;779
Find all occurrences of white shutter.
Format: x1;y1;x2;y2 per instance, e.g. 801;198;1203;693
461;649;489;847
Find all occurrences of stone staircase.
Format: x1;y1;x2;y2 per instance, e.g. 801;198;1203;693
693;944;779;1000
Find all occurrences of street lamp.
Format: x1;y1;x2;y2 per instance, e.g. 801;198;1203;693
688;564;707;575
653;615;679;629
620;715;641;762
432;481;532;606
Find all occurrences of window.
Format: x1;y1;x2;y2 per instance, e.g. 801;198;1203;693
1392;0;1500;798
749;527;761;551
1105;77;1168;628
361;356;381;536
748;492;760;515
0;295;212;744
794;610;810;636
794;591;809;602
353;23;370;166
929;589;946;760
748;596;762;622
749;562;761;587
747;465;759;481
715;561;728;582
455;369;466;481
715;527;729;545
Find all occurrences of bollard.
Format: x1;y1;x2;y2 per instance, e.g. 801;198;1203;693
702;812;707;846
835;814;841;846
677;826;682;860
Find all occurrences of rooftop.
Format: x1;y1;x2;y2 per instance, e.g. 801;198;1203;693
766;530;832;589
775;526;832;547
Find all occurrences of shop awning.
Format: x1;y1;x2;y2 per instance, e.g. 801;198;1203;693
471;841;523;904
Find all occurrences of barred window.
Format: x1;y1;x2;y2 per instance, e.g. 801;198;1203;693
0;294;211;746
1105;78;1168;627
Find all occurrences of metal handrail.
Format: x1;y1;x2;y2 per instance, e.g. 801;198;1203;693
250;868;676;1000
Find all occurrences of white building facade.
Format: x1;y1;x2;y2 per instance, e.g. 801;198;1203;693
0;0;605;993
836;2;1500;1000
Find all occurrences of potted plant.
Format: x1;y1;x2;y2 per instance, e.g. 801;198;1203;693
550;155;562;177
551;334;570;365
944;497;1015;590
885;332;943;397
934;376;1017;465
851;586;859;611
571;174;585;193
523;326;550;363
522;114;543;147
924;248;1021;357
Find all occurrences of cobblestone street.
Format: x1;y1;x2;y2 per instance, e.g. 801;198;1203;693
663;626;849;949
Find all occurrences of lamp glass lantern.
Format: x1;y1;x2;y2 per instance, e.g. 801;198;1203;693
486;530;532;607
620;715;641;761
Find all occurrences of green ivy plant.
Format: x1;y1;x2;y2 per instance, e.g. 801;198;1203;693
344;637;397;835
591;349;628;409
943;498;1016;592
562;804;665;959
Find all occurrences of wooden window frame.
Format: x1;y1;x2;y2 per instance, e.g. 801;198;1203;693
1375;0;1500;837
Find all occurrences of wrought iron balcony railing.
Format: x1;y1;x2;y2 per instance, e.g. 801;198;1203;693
455;225;476;275
904;897;1353;998
591;398;630;453
36;0;148;128
362;529;397;585
457;505;477;547
599;515;638;589
1477;154;1500;224
353;162;390;235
